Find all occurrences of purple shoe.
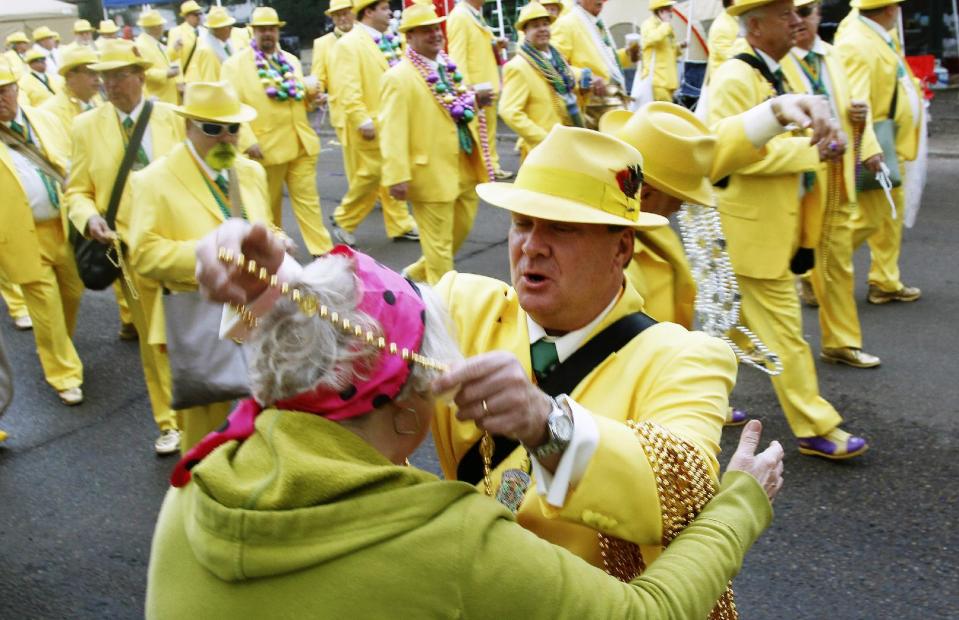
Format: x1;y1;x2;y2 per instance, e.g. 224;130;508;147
724;407;748;427
798;427;869;460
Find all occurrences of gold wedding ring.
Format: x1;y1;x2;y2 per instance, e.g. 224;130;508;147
482;400;489;414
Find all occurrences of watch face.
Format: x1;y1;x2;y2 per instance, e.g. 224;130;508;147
550;411;573;443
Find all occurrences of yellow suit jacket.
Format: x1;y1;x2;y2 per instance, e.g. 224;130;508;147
65;101;185;240
18;71;62;107
499;53;569;154
128;143;271;344
0;105;70;284
551;10;633;85
311;31;346;130
331;26;389;147
708;43;820;280
39;88;103;142
706;10;738;80
446;3;500;92
3;51;25;75
168;23;200;79
379;58;488;202
135;33;178;104
431;272;735;568
184;32;249;84
221;47;319;166
834;16;923;161
640;15;679;91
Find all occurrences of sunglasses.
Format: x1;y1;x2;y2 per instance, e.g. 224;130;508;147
797;5;817;17
191;119;240;136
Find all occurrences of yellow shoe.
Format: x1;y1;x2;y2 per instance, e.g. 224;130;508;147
0;429;8;443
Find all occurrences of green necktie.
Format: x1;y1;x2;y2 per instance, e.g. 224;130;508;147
9;120;26;140
596;18;613;48
214;174;229;196
802;52;827;97
122;116;150;169
224;41;232;56
530;338;559;381
885;39;906;79
772;67;786;95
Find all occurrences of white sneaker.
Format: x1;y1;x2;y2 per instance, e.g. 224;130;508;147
58;386;83;406
13;315;32;330
154;429;181;455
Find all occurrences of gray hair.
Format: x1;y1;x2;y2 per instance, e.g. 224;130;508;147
738;8;760;36
246;254;461;407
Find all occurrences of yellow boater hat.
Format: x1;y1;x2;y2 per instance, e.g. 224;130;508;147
6;32;30;46
477;126;668;229
74;19;95;34
24;49;47;63
32;26;58;42
353;0;384;16
398;3;446;33
515;2;556;31
599;103;718;207
326;0;353;15
850;0;904;8
206;7;237;29
89;39;152;71
250;7;286;27
98;20;120;35
137;10;167;28
180;0;203;16
727;0;778;17
0;61;18;87
649;0;676;10
58;45;99;76
175;81;257;124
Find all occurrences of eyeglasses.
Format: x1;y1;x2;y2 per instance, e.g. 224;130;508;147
797;4;817;17
191;119;240;137
101;70;136;83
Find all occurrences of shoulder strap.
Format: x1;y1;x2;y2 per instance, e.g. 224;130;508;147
733;52;785;95
182;32;199;73
105;100;153;228
0;122;66;185
455;311;658;485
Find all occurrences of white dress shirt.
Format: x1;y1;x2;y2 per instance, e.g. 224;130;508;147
116;97;154;161
4;109;58;222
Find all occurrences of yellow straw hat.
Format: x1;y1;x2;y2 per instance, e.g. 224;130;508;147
98;20;120;35
850;0;904;9
180;0;203;16
398;3;446;33
250;7;287;27
515;2;556;31
0;61;18;87
32;26;58;42
58;45;99;76
540;0;563;5
649;0;676;10
6;32;30;46
175;81;257;124
24;49;47;64
206;7;237;29
599;103;718;207
137;10;166;28
89;39;152;71
477;126;667;229
326;0;354;15
74;19;95;34
727;0;780;17
353;0;385;15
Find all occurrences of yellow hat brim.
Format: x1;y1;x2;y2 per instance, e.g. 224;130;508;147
352;0;381;14
727;0;776;17
89;59;152;72
59;61;94;76
175;103;258;124
850;0;904;8
208;18;238;28
476;182;667;230
516;12;556;31
251;19;287;27
398;15;446;33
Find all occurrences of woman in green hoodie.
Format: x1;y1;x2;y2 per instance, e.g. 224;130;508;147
147;243;783;619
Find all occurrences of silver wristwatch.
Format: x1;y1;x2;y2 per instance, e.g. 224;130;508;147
528;395;574;460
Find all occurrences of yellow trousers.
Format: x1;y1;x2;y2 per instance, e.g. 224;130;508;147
852;163;906;293
332;136;416;238
405;156;480;285
176;401;232;454
0;279;28;319
264;149;333;257
808;201;862;349
119;272;177;432
736;272;843;438
113;279;133;326
19;219;84;391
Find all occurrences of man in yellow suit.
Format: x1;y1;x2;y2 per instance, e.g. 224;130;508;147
32;26;61;77
783;0;884;369
311;0;354;146
551;0;639;100
66;40;185;454
709;0;868;459
184;7;245;83
221;7;333;257
168;1;206;96
447;0;512;179
95;20;120;50
835;0;923;305
136;11;180;104
500;3;585;162
0;63;84;406
129;81;272;452
706;1;739;79
380;3;493;284
18;50;61;107
61;20;96;55
640;0;682;102
4;32;30;75
327;0;418;246
41;46;102;139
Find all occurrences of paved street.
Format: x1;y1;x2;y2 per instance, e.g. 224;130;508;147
1;132;957;619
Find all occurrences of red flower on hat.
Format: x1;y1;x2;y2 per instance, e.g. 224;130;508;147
615;164;643;200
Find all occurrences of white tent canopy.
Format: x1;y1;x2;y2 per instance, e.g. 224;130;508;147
1;0;79;44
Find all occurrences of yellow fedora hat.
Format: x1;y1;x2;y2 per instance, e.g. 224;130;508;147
175;81;257;124
727;0;779;17
98;20;120;35
180;0;203;16
649;0;676;10
24;49;47;64
515;2;556;31
0;61;18;87
326;0;354;15
6;32;30;46
353;0;385;15
74;19;95;33
206;7;237;29
600;103;718;207
58;45;99;76
32;26;58;42
477;126;667;229
850;0;904;9
250;7;286;27
398;3;446;33
89;39;152;71
137;10;166;28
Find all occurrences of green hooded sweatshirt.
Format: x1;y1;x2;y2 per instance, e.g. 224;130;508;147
147;408;771;619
